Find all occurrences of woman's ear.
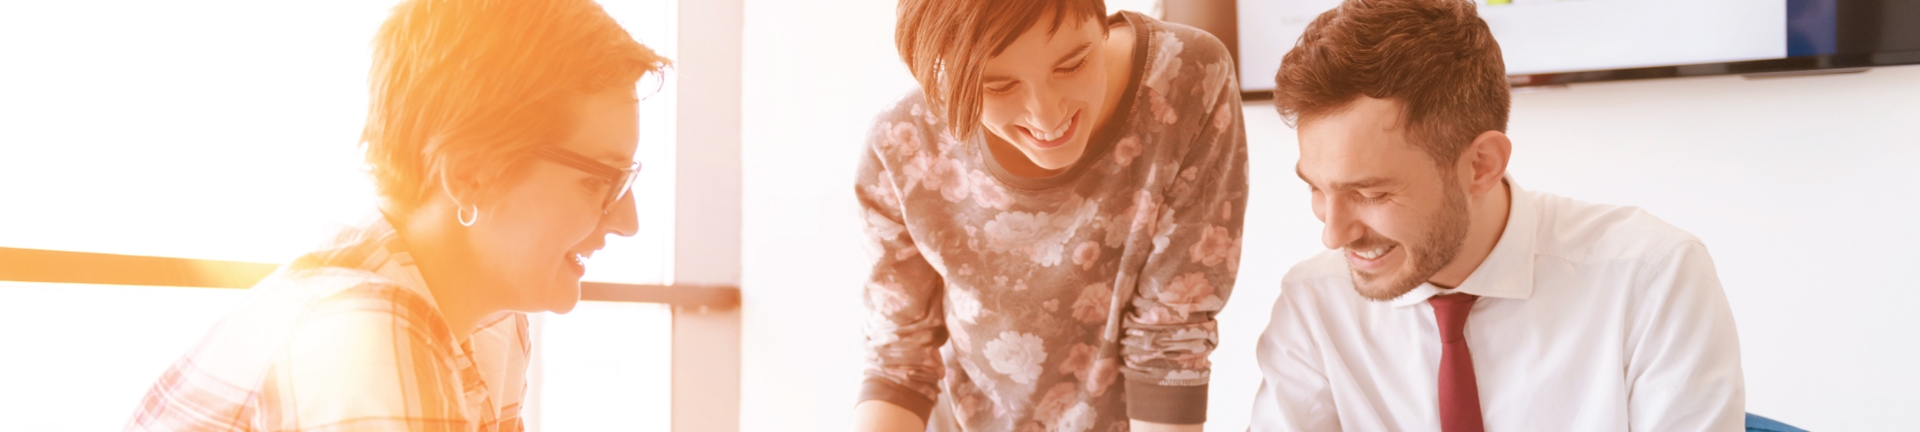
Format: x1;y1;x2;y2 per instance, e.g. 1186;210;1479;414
434;156;487;209
1464;130;1511;196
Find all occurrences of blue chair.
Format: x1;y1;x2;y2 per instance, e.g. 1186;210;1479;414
1746;413;1805;432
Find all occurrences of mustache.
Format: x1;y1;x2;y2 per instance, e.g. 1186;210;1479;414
1343;235;1399;251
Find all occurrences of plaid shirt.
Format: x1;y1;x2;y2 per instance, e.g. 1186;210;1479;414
127;216;530;431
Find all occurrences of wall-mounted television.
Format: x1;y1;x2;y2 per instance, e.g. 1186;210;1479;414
1236;0;1920;94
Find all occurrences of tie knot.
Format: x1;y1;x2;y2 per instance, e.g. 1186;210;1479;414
1428;293;1478;343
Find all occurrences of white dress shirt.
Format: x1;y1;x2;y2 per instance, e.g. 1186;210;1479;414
1251;179;1744;432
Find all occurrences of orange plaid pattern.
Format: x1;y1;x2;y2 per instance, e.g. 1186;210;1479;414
126;216;528;431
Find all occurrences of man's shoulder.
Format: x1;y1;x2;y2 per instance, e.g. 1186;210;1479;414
1530;189;1703;265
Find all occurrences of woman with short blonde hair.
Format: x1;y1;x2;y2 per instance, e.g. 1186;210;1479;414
128;1;666;430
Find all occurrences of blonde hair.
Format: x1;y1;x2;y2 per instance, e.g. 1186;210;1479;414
362;0;669;213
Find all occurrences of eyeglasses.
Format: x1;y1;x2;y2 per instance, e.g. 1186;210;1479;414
534;145;641;214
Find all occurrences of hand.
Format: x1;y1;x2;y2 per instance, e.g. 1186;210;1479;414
853;400;924;432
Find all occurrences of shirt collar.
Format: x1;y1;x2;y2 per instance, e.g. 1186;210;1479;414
1390;175;1538;307
352;212;444;313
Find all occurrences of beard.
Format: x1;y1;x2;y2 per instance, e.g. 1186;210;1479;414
1350;178;1471;301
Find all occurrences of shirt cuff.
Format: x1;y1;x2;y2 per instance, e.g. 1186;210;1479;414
1125;378;1208;424
859;377;937;423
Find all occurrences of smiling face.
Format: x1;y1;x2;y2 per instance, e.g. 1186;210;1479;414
466;87;641;314
1297;97;1472;301
978;14;1115;173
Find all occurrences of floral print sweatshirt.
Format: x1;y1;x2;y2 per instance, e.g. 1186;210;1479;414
855;11;1248;431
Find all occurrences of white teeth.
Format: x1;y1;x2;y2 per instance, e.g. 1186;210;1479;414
1352;247;1388;260
1029;117;1072;141
571;254;587;266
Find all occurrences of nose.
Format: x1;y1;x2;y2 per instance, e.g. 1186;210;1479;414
1319;195;1363;250
602;191;639;237
1023;83;1068;130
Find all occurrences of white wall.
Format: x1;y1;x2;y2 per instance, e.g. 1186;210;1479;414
739;0;907;430
738;0;1920;427
0;283;246;431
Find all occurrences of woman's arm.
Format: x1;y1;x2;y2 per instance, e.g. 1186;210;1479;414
854;400;926;432
1117;32;1250;426
1131;420;1205;432
852;114;950;426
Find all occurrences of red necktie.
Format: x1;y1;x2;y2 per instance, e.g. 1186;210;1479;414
1430;293;1485;432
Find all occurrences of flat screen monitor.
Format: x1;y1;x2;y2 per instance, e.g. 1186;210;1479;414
1237;0;1920;92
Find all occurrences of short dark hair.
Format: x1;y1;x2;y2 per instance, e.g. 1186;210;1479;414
895;0;1107;139
362;0;669;214
1273;0;1509;166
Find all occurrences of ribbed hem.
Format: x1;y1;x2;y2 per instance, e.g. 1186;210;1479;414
1125;379;1208;424
858;377;937;423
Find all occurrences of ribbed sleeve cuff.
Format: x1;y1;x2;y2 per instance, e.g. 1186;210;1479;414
858;377;937;423
1125;379;1208;424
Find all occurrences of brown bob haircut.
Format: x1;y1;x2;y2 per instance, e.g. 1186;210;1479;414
1273;0;1509;167
362;0;668;215
896;0;1108;140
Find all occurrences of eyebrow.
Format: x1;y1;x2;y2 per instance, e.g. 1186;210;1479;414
981;42;1094;83
596;151;637;166
1296;164;1393;191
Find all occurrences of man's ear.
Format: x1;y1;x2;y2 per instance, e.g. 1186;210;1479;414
1463;130;1511;196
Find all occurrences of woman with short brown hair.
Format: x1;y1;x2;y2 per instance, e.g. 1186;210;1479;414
855;1;1249;430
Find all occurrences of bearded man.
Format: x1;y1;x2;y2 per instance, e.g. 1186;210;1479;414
1249;0;1745;431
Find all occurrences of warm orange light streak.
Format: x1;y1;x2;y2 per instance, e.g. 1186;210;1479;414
0;247;277;289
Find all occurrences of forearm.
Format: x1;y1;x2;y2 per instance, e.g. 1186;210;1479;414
853;400;925;432
1131;419;1203;432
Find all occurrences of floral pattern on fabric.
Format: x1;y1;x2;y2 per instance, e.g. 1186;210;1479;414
855;11;1248;430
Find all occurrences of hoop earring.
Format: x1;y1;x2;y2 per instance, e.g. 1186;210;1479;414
457;204;481;227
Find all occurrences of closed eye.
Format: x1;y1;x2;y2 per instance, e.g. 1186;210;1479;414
1056;58;1087;74
1053;44;1093;75
583;176;614;192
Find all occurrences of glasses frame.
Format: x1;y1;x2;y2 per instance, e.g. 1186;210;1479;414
534;145;641;214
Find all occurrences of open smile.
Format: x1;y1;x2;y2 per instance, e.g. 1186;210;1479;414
1346;244;1398;271
563;249;598;276
1018;111;1079;149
